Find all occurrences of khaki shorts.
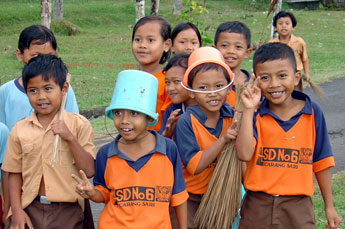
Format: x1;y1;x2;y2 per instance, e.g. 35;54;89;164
239;191;315;229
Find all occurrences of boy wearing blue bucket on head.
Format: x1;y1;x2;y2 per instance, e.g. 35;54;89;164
72;70;188;229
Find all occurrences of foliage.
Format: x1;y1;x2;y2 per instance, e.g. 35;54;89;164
51;20;80;36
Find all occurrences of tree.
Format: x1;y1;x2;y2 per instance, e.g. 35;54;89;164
41;0;52;28
173;0;182;16
136;0;145;22
151;0;160;15
53;0;63;20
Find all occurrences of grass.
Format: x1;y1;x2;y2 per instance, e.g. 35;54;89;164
0;0;344;112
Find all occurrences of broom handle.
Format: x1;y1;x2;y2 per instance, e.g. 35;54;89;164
51;73;71;166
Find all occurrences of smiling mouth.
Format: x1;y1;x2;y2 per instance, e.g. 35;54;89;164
269;91;284;98
121;128;133;134
38;103;50;108
225;57;236;61
208;100;220;106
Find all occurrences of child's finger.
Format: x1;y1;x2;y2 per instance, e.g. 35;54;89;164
79;170;89;182
71;173;82;183
230;119;238;129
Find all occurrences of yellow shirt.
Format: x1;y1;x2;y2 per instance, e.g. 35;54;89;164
2;111;97;211
269;34;308;71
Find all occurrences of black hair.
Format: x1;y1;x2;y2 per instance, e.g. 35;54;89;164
171;22;202;46
163;53;190;72
132;16;171;64
272;11;297;28
214;21;251;49
188;63;230;88
18;25;57;54
253;42;297;74
22;54;67;91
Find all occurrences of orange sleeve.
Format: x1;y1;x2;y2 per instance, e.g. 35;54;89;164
185;150;203;175
170;190;189;207
94;185;110;203
313;156;334;173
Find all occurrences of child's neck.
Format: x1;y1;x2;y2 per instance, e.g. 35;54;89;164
204;111;220;129
36;112;57;130
278;34;292;44
139;63;162;75
268;97;305;121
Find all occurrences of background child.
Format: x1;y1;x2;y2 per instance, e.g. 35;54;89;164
131;16;172;132
213;21;252;107
236;43;341;228
171;22;202;54
173;47;239;228
72;70;188;228
269;11;310;91
159;53;195;138
2;55;96;229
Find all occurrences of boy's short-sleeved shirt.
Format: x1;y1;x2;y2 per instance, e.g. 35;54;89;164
93;131;188;229
2;111;97;210
269;35;308;71
158;103;185;135
0;78;79;131
173;104;234;194
0;122;9;164
244;91;334;196
226;69;251;107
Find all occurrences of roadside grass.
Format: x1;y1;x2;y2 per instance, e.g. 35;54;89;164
0;0;344;112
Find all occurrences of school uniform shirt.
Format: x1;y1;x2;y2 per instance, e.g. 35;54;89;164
244;91;334;196
269;34;308;72
0;122;9;166
226;69;251;107
93;131;188;229
2;111;97;211
173;104;234;194
158;103;185;135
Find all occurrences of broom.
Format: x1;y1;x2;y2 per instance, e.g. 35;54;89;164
304;75;325;99
51;73;71;166
194;82;245;229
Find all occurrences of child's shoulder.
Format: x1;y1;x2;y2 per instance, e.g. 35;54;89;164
65;112;91;125
0;78;20;94
290;34;306;45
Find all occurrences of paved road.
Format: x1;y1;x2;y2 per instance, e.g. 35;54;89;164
90;77;345;227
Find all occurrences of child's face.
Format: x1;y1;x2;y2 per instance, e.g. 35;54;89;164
276;17;295;37
172;28;200;54
190;69;230;116
255;58;300;107
165;66;190;104
26;75;67;120
16;41;56;65
214;32;251;72
112;109;151;143
132;21;171;67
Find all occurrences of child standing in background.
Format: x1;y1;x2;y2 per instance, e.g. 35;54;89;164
171;22;202;54
269;11;310;91
213;21;252;108
73;70;188;229
132;16;172;132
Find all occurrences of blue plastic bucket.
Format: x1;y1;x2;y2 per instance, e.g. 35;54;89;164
105;70;158;126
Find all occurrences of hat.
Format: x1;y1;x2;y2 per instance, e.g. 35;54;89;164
105;70;158;126
182;47;234;87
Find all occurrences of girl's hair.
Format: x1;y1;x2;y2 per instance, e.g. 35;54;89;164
272;11;297;28
188;63;230;88
18;25;57;54
171;22;202;46
132;16;171;64
163;53;190;72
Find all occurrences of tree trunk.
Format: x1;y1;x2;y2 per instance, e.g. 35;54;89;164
136;0;145;22
53;0;63;20
173;0;182;16
270;0;282;39
150;0;160;15
41;0;52;29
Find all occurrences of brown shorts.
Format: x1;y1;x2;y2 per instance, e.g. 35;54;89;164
239;191;315;229
186;193;203;229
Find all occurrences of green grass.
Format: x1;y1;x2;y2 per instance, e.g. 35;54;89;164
0;0;344;112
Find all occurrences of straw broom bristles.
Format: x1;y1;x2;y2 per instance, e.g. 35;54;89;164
194;83;245;229
306;79;325;99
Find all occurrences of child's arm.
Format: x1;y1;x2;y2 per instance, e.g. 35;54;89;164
72;170;105;203
1;170;10;225
303;58;310;82
315;168;341;228
236;77;261;161
8;172;33;229
51;120;95;178
174;201;187;229
161;109;181;138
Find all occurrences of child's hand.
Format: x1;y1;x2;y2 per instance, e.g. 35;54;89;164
162;109;180;138
241;74;261;110
303;73;310;82
325;207;341;229
71;170;96;199
51;120;74;142
221;120;238;143
11;209;33;229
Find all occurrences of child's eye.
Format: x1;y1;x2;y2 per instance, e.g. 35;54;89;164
174;80;181;84
130;111;138;116
148;38;154;43
28;89;37;93
199;85;207;90
113;111;122;116
134;38;141;43
192;41;198;45
260;76;269;81
221;44;228;49
216;84;224;88
45;87;52;91
279;74;287;78
165;80;170;85
178;41;185;44
236;45;243;50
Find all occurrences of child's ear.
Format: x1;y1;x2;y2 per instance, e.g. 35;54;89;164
294;71;301;86
163;39;172;53
62;81;69;96
244;48;253;59
16;49;24;63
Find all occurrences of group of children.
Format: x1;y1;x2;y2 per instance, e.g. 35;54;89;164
0;9;341;229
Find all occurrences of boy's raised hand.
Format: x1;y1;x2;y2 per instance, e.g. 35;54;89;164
241;73;261;110
71;170;95;199
221;120;238;144
51;120;74;142
10;209;33;229
162;109;180;138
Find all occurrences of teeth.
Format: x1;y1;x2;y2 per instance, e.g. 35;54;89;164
271;92;283;96
122;128;132;132
209;100;219;105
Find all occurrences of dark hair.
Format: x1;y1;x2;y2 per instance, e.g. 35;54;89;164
132;16;171;64
272;11;297;28
22;54;67;91
171;22;202;46
214;21;251;48
253;43;297;74
163;53;190;72
188;63;230;87
18;25;57;54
